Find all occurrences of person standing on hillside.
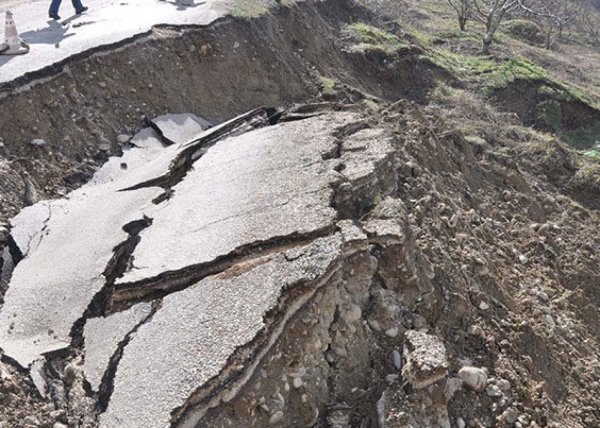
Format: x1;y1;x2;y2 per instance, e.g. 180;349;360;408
49;0;88;20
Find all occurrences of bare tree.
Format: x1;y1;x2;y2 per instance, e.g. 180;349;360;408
471;0;526;54
446;0;472;31
578;0;600;46
522;0;583;49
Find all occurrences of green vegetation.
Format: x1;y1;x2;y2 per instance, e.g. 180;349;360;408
231;0;292;18
342;22;408;54
481;58;548;94
318;76;338;97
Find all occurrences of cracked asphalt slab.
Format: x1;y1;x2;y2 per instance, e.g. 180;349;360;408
83;301;154;392
116;114;353;286
101;234;349;428
0;186;161;368
0;107;397;425
150;113;212;145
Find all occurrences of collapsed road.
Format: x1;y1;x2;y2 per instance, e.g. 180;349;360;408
2;0;600;427
0;105;420;427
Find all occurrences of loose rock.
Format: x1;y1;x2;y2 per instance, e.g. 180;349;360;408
458;367;487;392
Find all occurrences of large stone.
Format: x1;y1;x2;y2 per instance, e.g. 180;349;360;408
458;366;488;392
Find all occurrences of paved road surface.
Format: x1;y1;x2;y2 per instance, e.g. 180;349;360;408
0;0;227;85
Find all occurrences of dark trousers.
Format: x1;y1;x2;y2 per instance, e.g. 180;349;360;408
49;0;84;15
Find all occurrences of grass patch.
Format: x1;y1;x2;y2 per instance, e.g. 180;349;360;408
342;22;408;54
318;76;338;97
480;58;548;95
231;0;292;18
425;49;497;79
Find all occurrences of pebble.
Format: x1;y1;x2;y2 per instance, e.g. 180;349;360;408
23;416;39;426
292;377;303;389
486;384;502;397
458;367;488;392
269;410;284;425
98;143;111;152
340;303;362;324
116;134;131;144
518;414;530;425
30;139;47;147
502;408;519;425
392;350;402;369
53;424;68;428
536;291;550;303
456;417;466;428
497;378;511;391
479;301;490;311
467;325;484;338
385;327;399;338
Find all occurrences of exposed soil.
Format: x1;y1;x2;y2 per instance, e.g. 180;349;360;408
491;79;600;132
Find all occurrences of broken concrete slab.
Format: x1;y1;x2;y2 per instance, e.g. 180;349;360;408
0;110;283;366
401;330;448;389
150;113;212;145
88;128;166;187
83;302;153;392
0;186;161;368
0;108;394;425
9;200;52;257
100;234;354;428
340;128;396;184
110;107;275;192
334;127;397;218
115;115;360;289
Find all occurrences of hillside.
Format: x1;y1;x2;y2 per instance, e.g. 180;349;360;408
0;0;599;427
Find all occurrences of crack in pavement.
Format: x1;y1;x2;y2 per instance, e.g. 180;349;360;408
111;225;337;307
69;216;154;349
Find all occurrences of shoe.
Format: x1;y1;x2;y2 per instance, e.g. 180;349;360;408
49;13;61;19
75;6;88;14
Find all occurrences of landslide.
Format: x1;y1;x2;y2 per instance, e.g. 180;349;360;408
1;0;600;428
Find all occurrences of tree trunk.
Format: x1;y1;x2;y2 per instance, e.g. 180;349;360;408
482;15;495;55
546;29;552;50
482;31;493;54
459;16;467;31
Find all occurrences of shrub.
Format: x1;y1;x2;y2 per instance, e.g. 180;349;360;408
504;19;543;44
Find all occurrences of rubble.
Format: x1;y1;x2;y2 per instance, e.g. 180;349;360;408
402;330;448;389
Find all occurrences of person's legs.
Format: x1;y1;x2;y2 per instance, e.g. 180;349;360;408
49;0;62;16
71;0;85;13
